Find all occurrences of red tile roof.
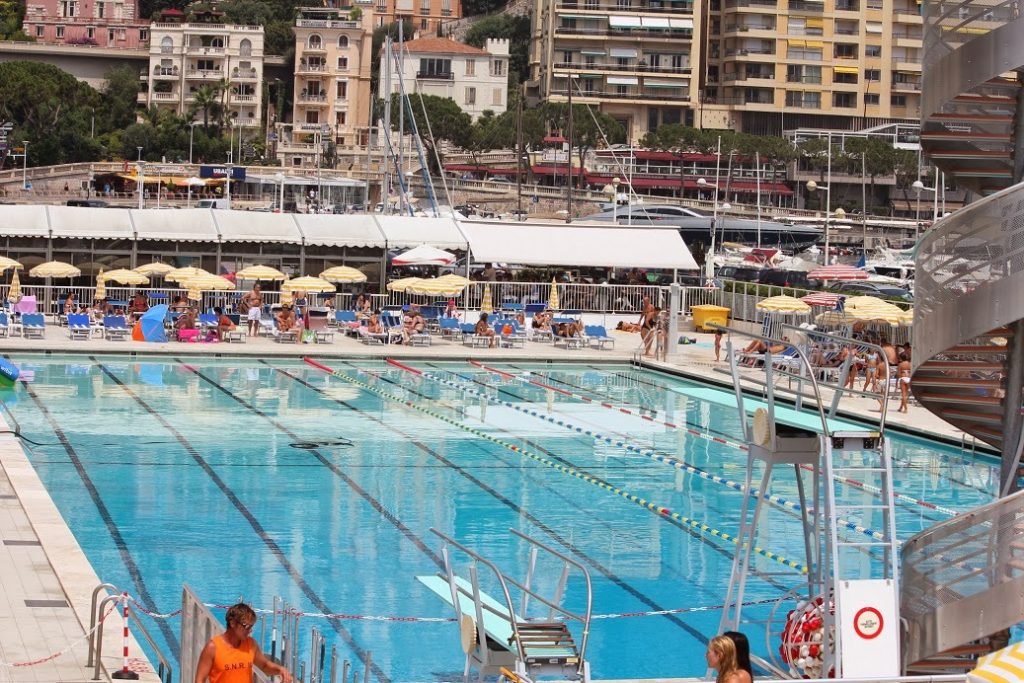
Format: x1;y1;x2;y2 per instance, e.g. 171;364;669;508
399;37;489;55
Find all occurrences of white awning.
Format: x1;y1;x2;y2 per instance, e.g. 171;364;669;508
608;15;642;27
866;21;883;32
48;206;135;240
607;76;639;85
460;221;698;269
296;214;387;248
608;47;638;58
215;210;303;244
245;172;365;189
580;48;607;55
669;17;694;29
641;16;670;28
134;208;218;242
0;205;50;237
376;216;468;250
645;79;687;88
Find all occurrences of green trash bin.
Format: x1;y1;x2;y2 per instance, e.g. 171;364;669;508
691;304;730;332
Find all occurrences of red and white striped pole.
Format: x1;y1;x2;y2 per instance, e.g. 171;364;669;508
111;592;139;680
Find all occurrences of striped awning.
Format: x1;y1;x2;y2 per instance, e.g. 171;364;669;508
833;65;859;74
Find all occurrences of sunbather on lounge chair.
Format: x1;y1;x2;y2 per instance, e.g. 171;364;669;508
276;305;302;343
475;313;497;348
215;307;236;341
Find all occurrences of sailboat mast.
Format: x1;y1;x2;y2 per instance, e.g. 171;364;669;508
516;94;523;219
398;21;405;216
383;35;393;214
566;74;573;223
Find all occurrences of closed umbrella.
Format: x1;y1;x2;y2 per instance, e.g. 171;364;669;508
94;269;106;302
236;265;287;281
806;264;868;281
386;277;424;293
480;283;494;314
281;276;336;293
29;261;81;278
7;268;21;303
547;278;559;311
134;262;176;277
101;269;150;286
756;295;811;314
320;266;368;284
166;266;211;283
0;257;23;273
392;245;456;266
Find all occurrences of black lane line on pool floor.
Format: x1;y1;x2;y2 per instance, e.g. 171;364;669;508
300;360;713;647
18;361;181;658
94;360;390;683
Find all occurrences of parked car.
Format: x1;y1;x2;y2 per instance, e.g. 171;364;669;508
756;269;811;288
716;266;762;282
831;281;913;301
67;199;108;208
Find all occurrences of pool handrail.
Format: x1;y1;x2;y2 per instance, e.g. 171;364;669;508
92;589;174;683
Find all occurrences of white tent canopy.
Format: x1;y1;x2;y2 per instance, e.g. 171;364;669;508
459;220;699;270
392;245;457;266
376;216;468;250
297;214;386;249
49;206;134;239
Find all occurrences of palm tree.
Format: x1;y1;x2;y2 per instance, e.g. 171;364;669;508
191;84;220;133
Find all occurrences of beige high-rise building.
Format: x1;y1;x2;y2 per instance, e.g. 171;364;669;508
527;0;922;140
277;5;375;168
142;13;264;129
371;0;462;35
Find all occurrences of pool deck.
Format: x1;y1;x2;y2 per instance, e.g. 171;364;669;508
0;329;989;682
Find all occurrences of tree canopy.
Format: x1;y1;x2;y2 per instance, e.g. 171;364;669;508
464;15;531;86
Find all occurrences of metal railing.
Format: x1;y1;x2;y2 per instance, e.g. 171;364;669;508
901;488;1024;664
89;583;173;683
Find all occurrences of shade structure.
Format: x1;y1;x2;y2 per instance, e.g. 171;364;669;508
843;296;906;325
806;264;868;281
435;274;470;287
968;641;1024;683
815;311;848;326
101;269;150;286
181;273;236;292
391;245;457;266
800;292;843;308
386;277;425;292
281;276;336;293
320;266;368;284
134;261;176;276
7;269;21;303
235;265;287;281
139;305;169;343
29;261;81;278
166;266;211;283
480;283;494;314
405;277;468;297
0;257;22;272
94;270;106;301
547;278;559;311
756;295;811;314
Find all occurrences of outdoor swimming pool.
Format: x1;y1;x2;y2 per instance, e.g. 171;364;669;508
4;354;998;681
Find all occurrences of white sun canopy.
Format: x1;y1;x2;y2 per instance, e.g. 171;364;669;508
459;220;698;269
49;206;135;239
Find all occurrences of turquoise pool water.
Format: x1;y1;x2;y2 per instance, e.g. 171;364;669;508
4;354;997;681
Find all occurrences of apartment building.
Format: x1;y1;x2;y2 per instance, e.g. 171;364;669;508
141;14;265;128
704;0;923;135
527;0;703;141
276;5;375;168
23;0;149;47
379;37;510;120
372;0;462;35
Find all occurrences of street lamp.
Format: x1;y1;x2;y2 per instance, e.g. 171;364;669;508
136;162;145;210
21;140;28;190
225;158;233;208
697;177;730;280
806;179;846;264
188;121;202;164
137;146;143;162
911;178;939;243
274;171;285;213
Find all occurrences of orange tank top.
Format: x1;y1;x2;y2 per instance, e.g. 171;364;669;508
210;635;256;683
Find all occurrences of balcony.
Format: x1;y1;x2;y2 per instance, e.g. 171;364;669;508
185;69;223;80
555;25;694;39
788;0;824;11
230;93;257;104
303;43;328;54
296;18;360;29
137;92;148;103
892;80;922;92
186;45;226;55
296;62;328;74
153;91;178;101
232;67;258;81
556;0;695;12
298;92;330;105
723;0;777;8
724;22;776;34
555;61;690;75
834;0;858;9
296;122;332;133
724;47;776;58
786;74;822;84
551;88;689;102
152;66;179;79
417;71;454;80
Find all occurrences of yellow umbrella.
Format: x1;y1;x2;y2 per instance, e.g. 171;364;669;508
166;266;211;283
280;290;294;306
7;268;21;303
134;261;175;276
187;287;202;302
547;278;559;311
236;265;287;281
281;276;335;293
756;295;811;314
30;261;81;278
181;273;236;291
320;266;368;284
845;298;905;325
101;269;150;286
406;277;468;297
435;274;470;286
968;641;1024;683
0;257;23;272
94;269;106;302
386;277;424;293
897;308;914;325
481;283;494;314
815;311;848;326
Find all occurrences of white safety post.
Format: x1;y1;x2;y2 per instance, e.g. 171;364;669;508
667;282;681;361
111;592;139;679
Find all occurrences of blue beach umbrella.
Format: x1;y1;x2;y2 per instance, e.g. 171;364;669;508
139;304;169;343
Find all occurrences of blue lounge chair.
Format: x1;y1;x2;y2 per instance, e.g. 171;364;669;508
495;320;526;348
0;312;11;338
461;323;490;348
585;325;615;350
67;313;92;340
438;317;461;340
22;313;46;339
103;315;130;341
197;313;218;330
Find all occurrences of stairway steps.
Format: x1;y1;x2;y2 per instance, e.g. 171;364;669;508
912;377;1002;388
918;392;1001;406
942;408;1003;424
945;345;1007;354
918;360;1005;371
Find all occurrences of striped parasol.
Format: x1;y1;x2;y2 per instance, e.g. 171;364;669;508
968;641;1024;683
806;264;869;281
320;266;368;284
281;276;336;293
844;296;906;325
756;295;811;313
236;265;287;281
7;268;21;303
0;257;23;273
166;266;211;283
800;292;843;308
101;269;150;286
134;261;175;276
547;278;559;311
30;261;81;278
406;277;469;297
386;277;424;293
481;283;494;314
94;269;106;302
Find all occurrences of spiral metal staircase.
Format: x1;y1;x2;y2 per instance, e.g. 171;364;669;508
902;1;1024;669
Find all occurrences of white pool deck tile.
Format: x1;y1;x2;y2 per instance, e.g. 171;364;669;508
0;329;985;682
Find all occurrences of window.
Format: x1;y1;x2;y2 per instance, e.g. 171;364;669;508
97;1;105;17
197;59;215;70
108;29;115;41
833;92;856;108
336;57;348;70
864;93;880;104
56;25;65;38
420;18;429;28
87;27;95;38
338;35;349;48
336;81;348;99
419;58;451;76
337;112;347;125
561;51;573;64
210;37;224;48
465;86;476;105
491;59;505;76
465;59;475;76
492;88;502;105
865;44;882;57
833;70;857;84
864;68;880;80
35;25;44;37
160;36;173;52
891;94;907;106
60;1;78;17
239;38;251;56
292;157;303;167
140;28;148;41
305;111;320;123
834;43;857;58
309;34;323;49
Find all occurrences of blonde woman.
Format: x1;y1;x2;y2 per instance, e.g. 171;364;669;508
706;635;744;683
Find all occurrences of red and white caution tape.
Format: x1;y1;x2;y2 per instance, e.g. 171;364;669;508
0;602;116;669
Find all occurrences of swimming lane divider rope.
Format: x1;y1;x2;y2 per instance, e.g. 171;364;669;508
474;361;959;519
305;356;807;575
